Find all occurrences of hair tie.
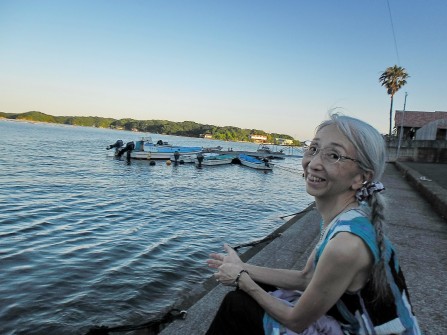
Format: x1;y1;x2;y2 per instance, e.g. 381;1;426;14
356;181;385;201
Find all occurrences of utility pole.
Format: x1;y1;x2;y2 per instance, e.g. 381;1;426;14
403;92;408;111
396;92;408;160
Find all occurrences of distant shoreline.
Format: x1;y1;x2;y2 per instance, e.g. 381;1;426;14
0;117;299;146
0;111;301;144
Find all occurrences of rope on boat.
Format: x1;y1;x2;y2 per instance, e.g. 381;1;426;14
272;164;304;175
232;232;282;251
85;308;187;335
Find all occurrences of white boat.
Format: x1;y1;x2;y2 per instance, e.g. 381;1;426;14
238;154;273;170
255;145;286;159
169;148;226;164
107;137;203;160
170;153;198;164
196;154;236;166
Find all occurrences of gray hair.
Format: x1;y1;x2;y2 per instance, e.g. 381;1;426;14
316;113;386;180
317;113;391;304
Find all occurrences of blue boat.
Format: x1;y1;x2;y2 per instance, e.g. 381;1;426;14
238;154;273;170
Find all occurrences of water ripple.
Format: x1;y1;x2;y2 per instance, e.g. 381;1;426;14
0;120;312;334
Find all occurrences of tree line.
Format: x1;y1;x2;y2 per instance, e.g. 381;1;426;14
0;111;300;145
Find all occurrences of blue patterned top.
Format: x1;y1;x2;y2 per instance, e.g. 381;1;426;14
315;208;421;335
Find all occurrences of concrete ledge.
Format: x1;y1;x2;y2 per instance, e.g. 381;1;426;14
394;161;447;220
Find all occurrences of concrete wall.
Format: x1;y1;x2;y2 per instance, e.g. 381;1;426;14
394;162;447;220
386;139;447;163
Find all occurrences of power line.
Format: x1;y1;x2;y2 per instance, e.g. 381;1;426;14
386;0;401;65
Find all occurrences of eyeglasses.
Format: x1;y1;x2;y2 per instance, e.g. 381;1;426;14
303;146;360;165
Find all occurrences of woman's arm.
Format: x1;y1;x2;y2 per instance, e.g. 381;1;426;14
208;244;315;290
221;233;373;333
243;248;316;290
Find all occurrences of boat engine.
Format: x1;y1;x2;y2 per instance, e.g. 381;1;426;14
196;152;204;167
116;141;135;158
106;140;123;150
173;151;180;163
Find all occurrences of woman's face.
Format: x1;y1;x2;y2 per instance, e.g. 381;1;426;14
302;124;364;201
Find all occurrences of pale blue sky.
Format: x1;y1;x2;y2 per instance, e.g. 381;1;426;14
1;0;446;139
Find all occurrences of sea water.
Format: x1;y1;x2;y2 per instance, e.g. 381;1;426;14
0;120;312;335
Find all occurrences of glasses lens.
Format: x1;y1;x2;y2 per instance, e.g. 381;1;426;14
304;147;344;164
304;147;316;156
322;150;340;164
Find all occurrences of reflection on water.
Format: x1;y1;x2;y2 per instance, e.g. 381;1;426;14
0;120;312;335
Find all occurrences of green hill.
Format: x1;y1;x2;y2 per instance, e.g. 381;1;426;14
1;111;300;145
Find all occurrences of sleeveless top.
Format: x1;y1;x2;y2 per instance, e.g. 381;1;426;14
315;208;421;335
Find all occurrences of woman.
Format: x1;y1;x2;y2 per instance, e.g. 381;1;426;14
206;114;420;335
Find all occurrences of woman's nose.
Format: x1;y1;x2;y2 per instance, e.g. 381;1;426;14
306;152;324;167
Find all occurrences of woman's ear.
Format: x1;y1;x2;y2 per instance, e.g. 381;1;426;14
351;173;365;191
363;171;373;183
352;171;373;191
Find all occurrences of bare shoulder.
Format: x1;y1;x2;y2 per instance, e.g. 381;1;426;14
298;232;374;315
322;232;373;269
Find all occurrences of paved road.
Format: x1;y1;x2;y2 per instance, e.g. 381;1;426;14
382;163;447;334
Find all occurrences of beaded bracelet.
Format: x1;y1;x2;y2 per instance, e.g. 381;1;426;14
234;269;249;290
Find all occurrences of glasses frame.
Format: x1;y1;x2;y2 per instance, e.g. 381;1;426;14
303;146;360;165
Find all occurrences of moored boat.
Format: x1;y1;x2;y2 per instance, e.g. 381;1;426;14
195;154;236;166
170;153;198;164
238;154;273;170
107;137;203;160
255;145;286;159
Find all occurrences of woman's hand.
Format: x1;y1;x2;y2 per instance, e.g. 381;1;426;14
207;244;245;285
214;263;243;286
207;243;244;269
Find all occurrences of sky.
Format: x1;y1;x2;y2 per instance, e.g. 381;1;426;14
1;0;446;140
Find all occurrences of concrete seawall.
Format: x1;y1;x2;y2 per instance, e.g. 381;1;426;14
394;161;447;220
159;162;447;335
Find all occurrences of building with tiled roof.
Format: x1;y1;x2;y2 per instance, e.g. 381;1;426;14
394;111;447;140
249;134;268;143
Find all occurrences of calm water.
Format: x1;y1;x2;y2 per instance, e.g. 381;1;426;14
0;120;312;335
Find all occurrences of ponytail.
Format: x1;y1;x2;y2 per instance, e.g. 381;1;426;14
369;192;393;303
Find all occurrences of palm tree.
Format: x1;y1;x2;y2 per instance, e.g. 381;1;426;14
379;65;409;139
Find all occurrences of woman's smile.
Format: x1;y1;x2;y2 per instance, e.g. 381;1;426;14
306;173;326;184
